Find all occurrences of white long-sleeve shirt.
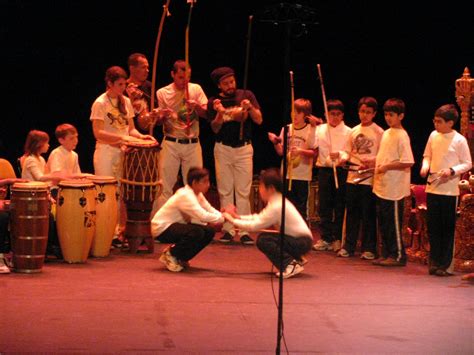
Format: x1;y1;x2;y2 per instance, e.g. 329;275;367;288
314;122;352;167
21;155;47;181
151;185;224;237
423;130;472;196
47;146;81;175
230;193;313;239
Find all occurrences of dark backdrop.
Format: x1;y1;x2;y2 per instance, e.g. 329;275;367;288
2;0;473;184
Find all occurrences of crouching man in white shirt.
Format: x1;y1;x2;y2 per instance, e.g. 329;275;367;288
223;169;313;279
151;167;224;272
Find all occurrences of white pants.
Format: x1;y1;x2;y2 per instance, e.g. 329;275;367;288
214;142;253;236
93;143;123;180
156;139;203;210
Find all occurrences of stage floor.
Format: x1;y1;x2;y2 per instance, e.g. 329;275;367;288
1;234;473;354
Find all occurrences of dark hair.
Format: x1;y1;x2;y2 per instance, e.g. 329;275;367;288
187;167;209;186
259;168;283;193
294;98;312;116
434;104;459;124
358;97;378;112
172;60;188;74
327;99;344;113
24;130;49;156
55;123;77;140
127;53;147;68
104;66;128;115
383;98;405;114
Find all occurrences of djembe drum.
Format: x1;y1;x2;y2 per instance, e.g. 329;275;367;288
89;176;118;257
9;182;50;273
121;139;161;253
56;180;96;263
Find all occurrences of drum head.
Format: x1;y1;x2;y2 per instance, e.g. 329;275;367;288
124;137;159;149
89;175;117;184
12;181;49;190
58;179;95;188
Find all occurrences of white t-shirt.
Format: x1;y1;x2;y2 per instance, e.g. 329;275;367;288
47;146;81;175
151;185;224;237
156;82;208;139
231;193;313;239
345;123;384;185
90;93;134;142
423;130;472;196
314;122;352;167
279;123;316;181
22;155;46;181
373;128;414;201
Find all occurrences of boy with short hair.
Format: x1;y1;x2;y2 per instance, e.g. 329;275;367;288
151;167;224;273
268;98;317;220
47;123;81;176
372;98;414;267
420;104;472;276
223;168;313;279
312;99;351;252
338;97;384;259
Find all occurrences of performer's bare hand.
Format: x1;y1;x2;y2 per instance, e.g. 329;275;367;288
306;114;323;126
268;132;281;144
140;134;156;142
222;204;239;218
420;166;429;178
329;152;340;161
213;99;225;113
241;99;252;111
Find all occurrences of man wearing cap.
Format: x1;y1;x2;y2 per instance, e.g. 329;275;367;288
208;66;263;245
155;60;208;209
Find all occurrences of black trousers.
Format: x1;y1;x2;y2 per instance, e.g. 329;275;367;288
317;167;347;243
426;193;457;271
257;232;313;270
376;197;406;262
286;179;309;221
343;184;377;254
0;211;9;253
157;223;215;261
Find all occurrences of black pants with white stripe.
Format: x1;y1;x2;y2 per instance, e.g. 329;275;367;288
426;193;457;272
376;197;406;262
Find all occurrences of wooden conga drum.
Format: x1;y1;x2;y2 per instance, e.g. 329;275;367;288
10;182;49;273
56;180;96;263
121;139;161;253
89;176;118;257
455;193;474;272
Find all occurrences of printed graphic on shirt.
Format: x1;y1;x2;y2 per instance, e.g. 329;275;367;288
353;133;374;155
177;99;199;125
106;107;129;130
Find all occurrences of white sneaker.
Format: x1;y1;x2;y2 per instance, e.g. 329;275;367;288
0;254;10;274
337;248;350;258
159;250;184;272
277;261;304;279
312;239;333;251
332;240;342;252
360;251;375;260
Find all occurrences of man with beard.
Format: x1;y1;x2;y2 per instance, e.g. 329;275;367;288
207;66;263;245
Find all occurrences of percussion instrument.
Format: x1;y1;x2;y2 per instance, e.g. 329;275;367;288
89;175;118;257
455;193;474;272
9;182;49;273
56;180;96;263
121;139;161;253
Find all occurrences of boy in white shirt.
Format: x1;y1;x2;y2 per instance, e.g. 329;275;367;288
268;98;317;221
372;98;414;267
224;168;313;279
420;104;472;276
47;124;82;179
338;97;384;259
312;100;351;252
151;167;224;272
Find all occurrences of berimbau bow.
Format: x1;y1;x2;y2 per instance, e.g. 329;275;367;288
288;70;295;191
317;63;339;189
183;0;196;137
149;0;172;135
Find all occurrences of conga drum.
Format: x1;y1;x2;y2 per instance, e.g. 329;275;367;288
121;139;161;253
89;175;118;257
9;182;49;273
56;180;96;263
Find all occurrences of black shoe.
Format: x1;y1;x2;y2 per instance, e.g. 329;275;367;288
46;246;63;260
219;232;234;243
435;269;453;277
429;266;438;275
110;238;123;250
240;235;254;245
